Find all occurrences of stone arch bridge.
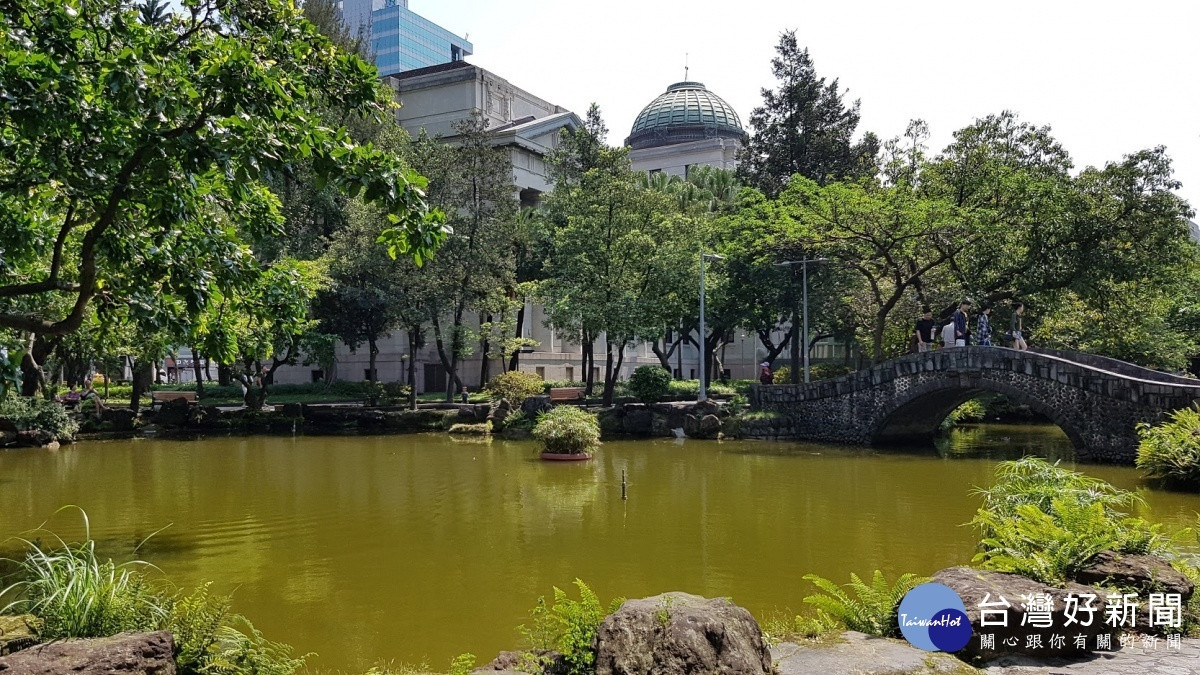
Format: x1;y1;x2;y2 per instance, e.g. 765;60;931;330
748;347;1200;463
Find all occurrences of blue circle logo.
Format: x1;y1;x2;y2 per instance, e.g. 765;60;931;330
897;583;972;652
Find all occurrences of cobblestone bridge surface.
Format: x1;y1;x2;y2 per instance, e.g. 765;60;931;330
749;347;1200;463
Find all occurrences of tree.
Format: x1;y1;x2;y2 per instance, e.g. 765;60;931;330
0;0;445;389
412;118;519;400
541;146;699;404
738;31;879;196
781;178;972;362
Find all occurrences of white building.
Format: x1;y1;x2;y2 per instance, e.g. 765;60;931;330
626;81;745;177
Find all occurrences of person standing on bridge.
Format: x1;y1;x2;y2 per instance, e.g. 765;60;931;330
952;300;971;347
977;306;993;346
915;306;935;353
1010;303;1028;350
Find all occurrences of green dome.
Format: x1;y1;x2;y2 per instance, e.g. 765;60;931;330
626;81;745;150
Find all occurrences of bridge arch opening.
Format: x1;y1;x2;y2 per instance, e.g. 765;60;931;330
870;382;1088;454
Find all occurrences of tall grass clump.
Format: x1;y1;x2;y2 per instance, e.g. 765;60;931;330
801;570;926;638
532;406;600;455
0;509;307;675
970;457;1175;583
1136;405;1200;488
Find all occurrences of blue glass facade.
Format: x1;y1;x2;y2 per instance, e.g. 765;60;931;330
365;2;473;77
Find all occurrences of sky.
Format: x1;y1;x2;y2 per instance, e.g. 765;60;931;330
412;0;1200;213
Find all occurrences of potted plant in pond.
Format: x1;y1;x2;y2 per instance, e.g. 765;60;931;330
532;406;600;461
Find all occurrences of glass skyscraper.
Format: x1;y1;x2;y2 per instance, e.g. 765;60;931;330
340;0;473;77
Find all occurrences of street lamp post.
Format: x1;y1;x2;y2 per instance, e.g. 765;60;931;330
775;256;827;384
698;252;725;401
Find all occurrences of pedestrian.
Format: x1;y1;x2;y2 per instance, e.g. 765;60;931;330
940;319;955;349
977;306;993;346
460;385;469;403
759;362;773;385
914;306;935;353
1010;302;1028;351
952;300;972;347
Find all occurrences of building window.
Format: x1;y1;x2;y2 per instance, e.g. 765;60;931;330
535;366;546;379
565;366;574;382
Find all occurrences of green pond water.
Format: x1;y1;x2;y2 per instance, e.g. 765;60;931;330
1;425;1197;671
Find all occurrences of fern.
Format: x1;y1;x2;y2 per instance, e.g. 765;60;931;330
802;570;926;638
517;580;622;675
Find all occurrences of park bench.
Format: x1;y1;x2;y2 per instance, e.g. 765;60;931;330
549;387;585;404
150;391;197;410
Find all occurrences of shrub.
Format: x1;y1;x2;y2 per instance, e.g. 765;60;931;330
517;580;623;675
627;365;671;403
970;457;1175;583
504;409;534;431
939;398;987;431
486;371;545;407
532;406;600;455
0;396;78;441
772;367;790;384
1136;405;1200;487
802;570;926;638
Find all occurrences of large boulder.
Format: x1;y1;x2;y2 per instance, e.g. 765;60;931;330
488;400;514;431
153;397;190;426
522;395;553;418
0;630;175;674
1074;551;1194;600
622;406;654;435
932;567;1117;661
99;407;138;432
0;615;41;655
683;414;722;439
593;592;773;675
14;430;57;449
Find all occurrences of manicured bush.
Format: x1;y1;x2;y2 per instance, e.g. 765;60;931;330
627;365;671;403
771;366;790;384
801;570;926;638
532;406;600;455
0;396;78;441
486;371;545;406
1136;405;1200;487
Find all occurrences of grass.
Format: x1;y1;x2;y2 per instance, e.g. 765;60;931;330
0;507;307;675
1137;405;1200;488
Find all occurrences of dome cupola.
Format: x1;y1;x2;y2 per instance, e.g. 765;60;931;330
626;81;745;150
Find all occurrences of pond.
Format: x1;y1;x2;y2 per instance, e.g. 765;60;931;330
0;426;1196;671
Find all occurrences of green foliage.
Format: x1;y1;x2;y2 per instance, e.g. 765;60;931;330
802;571;926;638
447;653;475;675
0;511;306;674
970;458;1175;583
532;407;601;455
503;409;534;431
1137;405;1200;487
939;399;987;431
517;580;623;675
761;609;842;645
486;371;546;407
772;366;790;384
627;365;672;403
0;396;79;441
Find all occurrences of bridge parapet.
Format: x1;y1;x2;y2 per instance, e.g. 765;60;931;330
750;347;1200;463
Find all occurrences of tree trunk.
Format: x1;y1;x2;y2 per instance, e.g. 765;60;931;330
130;360;153;412
582;333;595;394
432;317;464;403
368;336;379;404
757;329;792;367
872;312;887;364
602;341;617;405
19;333;47;398
407;330;418;411
191;347;204;396
478;314;492;389
507;305;526;372
217;362;231;386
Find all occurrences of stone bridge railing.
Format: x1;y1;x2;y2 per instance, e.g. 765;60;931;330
749;347;1200;463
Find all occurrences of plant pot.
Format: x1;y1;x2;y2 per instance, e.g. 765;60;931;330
540;451;592;461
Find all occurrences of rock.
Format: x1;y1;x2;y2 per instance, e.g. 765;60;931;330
683;414;722;439
488;400;513;430
522;395;552;418
15;430;55;448
279;403;304;419
650;404;688;437
772;633;969;674
623;407;653;435
100;408;138;432
692;399;722;418
153;397;190;426
932;567;1116;660
597;408;625;436
473;649;567;674
1074;551;1194;601
0;615;41;656
0;630;175;674
593;592;773;675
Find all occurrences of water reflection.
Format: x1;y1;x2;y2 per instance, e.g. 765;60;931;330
0;428;1194;671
